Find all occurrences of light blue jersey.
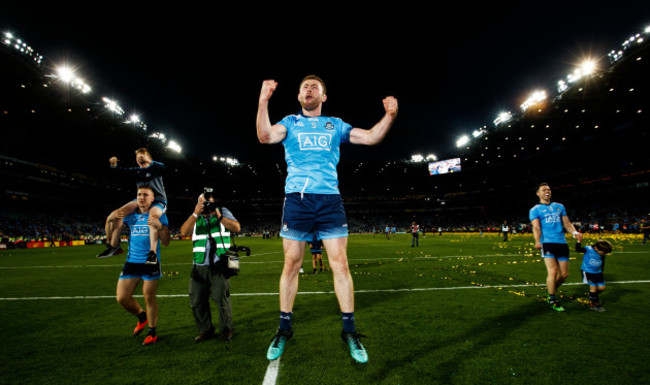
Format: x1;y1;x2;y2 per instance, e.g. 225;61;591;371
529;202;567;244
580;246;604;274
278;113;353;194
123;211;169;264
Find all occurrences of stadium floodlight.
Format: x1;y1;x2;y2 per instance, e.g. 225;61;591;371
149;132;166;143
167;140;182;153
472;128;486;138
127;114;140;124
411;154;424;162
494;111;512;126
56;66;75;83
426;154;437;161
456;135;470;148
102;97;125;115
520;90;547;112
566;59;597;84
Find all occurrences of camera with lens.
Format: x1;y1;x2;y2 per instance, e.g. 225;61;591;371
202;187;216;214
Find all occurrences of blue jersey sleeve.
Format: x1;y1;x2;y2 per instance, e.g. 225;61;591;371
529;206;539;222
339;120;353;143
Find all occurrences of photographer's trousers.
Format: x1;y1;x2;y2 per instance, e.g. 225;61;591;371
189;265;233;334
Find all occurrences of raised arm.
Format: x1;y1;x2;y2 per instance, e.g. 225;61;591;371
349;96;398;145
257;79;287;144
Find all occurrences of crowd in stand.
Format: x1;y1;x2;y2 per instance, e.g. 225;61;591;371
1;211;647;249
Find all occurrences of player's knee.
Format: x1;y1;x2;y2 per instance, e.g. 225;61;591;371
143;291;157;304
116;293;130;306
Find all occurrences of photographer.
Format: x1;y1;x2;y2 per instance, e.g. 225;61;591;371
180;188;241;342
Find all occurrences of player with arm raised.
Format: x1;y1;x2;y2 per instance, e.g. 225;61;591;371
257;75;397;363
98;148;168;265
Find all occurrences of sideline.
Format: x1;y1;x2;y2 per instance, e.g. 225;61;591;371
2;280;649;301
262;357;280;385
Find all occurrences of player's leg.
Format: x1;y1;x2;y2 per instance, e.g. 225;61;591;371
556;260;569;289
322;237;354;313
112;201;137;246
279;238;306;313
116;277;142;315
147;205;163;252
543;257;564;311
267;238;304;360
312;252;318;273
116;277;149;335
141;279;159;345
323;236;368;363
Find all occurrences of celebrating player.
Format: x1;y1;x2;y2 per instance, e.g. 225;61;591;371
111;186;170;346
97;147;168;264
257;75;397;363
529;182;582;312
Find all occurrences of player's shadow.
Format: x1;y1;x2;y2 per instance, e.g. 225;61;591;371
367;299;549;384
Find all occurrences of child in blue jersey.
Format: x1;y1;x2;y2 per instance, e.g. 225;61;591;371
309;234;325;273
257;75;398;363
529;182;582;312
110;186;170;346
98;147;168;262
576;239;613;312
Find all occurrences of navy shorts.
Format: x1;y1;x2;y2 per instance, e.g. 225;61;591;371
582;270;606;287
541;243;570;262
281;193;348;241
119;261;161;281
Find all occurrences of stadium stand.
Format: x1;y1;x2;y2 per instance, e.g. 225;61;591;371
1;27;649;247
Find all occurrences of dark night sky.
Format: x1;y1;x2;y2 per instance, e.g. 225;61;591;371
1;3;649;164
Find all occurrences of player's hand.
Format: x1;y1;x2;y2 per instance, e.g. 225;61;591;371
193;198;204;216
260;80;278;102
148;217;162;229
383;96;398;117
576;232;583;242
534;242;542;250
109;157;119;166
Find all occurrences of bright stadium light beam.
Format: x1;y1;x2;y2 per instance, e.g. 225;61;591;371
411;154;424;162
494;111;512;126
56;66;75;83
426;154;437;161
520;90;547;112
167;140;182;153
456;135;470;148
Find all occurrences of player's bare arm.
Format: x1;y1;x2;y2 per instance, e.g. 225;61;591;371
257;79;287;144
531;218;542;249
349;96;398;145
148;217;170;246
562;216;582;241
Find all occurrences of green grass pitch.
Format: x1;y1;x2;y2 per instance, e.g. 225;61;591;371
1;233;649;384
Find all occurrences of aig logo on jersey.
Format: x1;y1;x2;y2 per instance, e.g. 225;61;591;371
298;132;332;151
131;225;149;235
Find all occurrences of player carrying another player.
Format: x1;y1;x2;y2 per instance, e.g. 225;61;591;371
97;147;167;264
576;239;613;312
257;75;398;363
529;182;582;312
111;186;170;346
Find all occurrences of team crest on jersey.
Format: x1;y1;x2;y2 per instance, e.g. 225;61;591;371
298;133;332;151
325;122;334;130
282;223;288;232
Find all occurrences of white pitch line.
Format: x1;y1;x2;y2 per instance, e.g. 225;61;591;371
0;253;558;270
262;357;280;385
1;280;649;301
